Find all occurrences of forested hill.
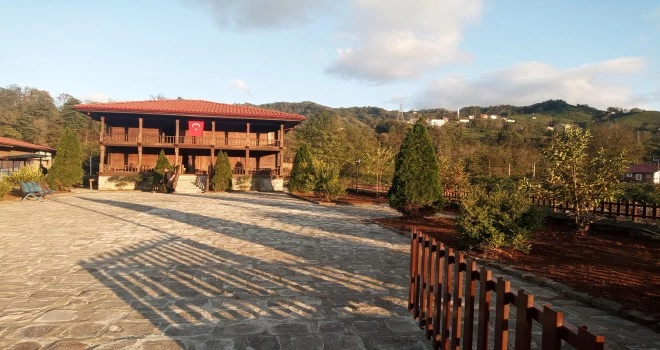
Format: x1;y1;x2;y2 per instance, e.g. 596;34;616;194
257;99;659;132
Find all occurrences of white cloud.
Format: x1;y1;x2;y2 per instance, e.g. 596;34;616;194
189;0;329;30
229;79;252;96
415;57;652;110
326;0;482;82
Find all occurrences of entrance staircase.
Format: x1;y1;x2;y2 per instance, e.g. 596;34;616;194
174;174;207;194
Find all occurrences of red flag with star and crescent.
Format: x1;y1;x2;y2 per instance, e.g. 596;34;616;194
188;121;204;137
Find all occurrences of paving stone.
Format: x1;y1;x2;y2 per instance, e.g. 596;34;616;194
0;191;656;350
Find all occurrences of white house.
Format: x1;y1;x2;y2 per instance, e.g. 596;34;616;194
429;118;448;127
458;118;470;123
490;115;498;119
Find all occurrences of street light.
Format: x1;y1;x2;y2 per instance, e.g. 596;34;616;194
355;159;362;193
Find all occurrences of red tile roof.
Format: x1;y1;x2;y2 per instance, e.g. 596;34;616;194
627;164;660;174
0;137;55;152
74;99;305;122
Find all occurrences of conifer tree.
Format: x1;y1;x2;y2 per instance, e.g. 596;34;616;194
48;128;84;190
153;149;173;186
387;119;444;217
211;151;232;191
288;145;316;193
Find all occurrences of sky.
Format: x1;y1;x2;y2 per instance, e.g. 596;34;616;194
0;0;659;111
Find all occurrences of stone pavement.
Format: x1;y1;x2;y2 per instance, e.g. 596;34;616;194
0;191;657;350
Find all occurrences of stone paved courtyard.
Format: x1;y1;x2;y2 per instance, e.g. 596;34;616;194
0;191;429;350
0;191;658;350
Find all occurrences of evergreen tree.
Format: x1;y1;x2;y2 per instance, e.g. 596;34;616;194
153;150;173;186
288;145;316;193
47;128;84;190
211;151;232;191
387;119;444;217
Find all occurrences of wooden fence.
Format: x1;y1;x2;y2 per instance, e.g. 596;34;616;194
530;196;659;221
409;228;606;350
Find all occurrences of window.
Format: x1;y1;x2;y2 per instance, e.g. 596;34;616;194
626;173;632;177
635;174;643;181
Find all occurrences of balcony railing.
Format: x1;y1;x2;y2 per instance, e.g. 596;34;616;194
231;168;279;176
102;165;279;176
103;134;280;147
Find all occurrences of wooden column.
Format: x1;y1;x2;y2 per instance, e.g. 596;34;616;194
280;124;284;148
99;116;105;142
99;145;105;174
245;149;250;172
175;147;179;166
246;122;250;147
137;146;142;170
210;148;215;167
175;119;180;145
211;120;216;146
138;117;143;144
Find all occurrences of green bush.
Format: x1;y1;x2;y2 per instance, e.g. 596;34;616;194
0;178;14;199
457;183;543;253
314;162;345;201
5;166;44;186
107;174;140;190
211;151;232;191
235;176;252;191
288;145;316;193
153;150;173;190
618;183;660;204
387;119;444;217
47;128;84;190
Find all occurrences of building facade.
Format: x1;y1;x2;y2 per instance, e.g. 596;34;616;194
0;137;55;177
74;100;305;190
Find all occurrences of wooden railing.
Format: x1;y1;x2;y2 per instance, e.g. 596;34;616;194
531;196;659;221
104;134;280;147
103;164;139;172
410;228;606;350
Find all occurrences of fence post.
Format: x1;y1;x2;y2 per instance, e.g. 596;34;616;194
494;277;511;350
432;243;445;348
419;234;430;328
450;253;465;350
440;247;454;350
425;237;437;339
462;258;478;350
477;268;492;350
515;290;534;350
409;228;419;312
541;304;563;350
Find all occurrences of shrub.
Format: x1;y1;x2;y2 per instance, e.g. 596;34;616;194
107;175;140;190
0;178;14;199
236;176;252;191
211;151;232;191
153;150;173;190
618;183;660;204
457;183;543;253
314;162;345;201
5;166;44;186
288;145;316;193
47;128;84;190
387;119;444;217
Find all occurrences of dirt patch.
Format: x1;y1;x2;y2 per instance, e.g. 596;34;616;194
374;215;660;319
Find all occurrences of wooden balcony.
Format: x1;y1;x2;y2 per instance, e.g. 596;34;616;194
101;164;279;176
102;134;281;149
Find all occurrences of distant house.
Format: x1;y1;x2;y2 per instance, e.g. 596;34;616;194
428;118;448;127
504;118;516;123
468;115;475;120
546;126;555;131
0;137;55;177
458;118;470;123
624;164;660;184
489;115;498;119
480;114;489;119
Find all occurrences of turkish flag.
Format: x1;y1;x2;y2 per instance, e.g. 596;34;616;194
188;120;204;137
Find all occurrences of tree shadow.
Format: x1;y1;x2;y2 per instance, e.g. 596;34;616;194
70;196;418;349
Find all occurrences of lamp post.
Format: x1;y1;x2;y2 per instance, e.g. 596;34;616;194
355;158;362;193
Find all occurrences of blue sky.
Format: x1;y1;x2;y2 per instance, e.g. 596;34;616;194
0;0;658;111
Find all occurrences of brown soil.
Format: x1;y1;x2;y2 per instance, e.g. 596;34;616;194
303;191;660;319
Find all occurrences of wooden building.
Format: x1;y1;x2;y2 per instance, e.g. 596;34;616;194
74;100;305;190
0;137;55;177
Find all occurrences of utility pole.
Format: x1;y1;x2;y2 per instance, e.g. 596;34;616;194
533;161;536;178
508;163;511;176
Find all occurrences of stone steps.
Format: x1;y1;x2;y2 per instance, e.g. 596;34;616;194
175;175;206;194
